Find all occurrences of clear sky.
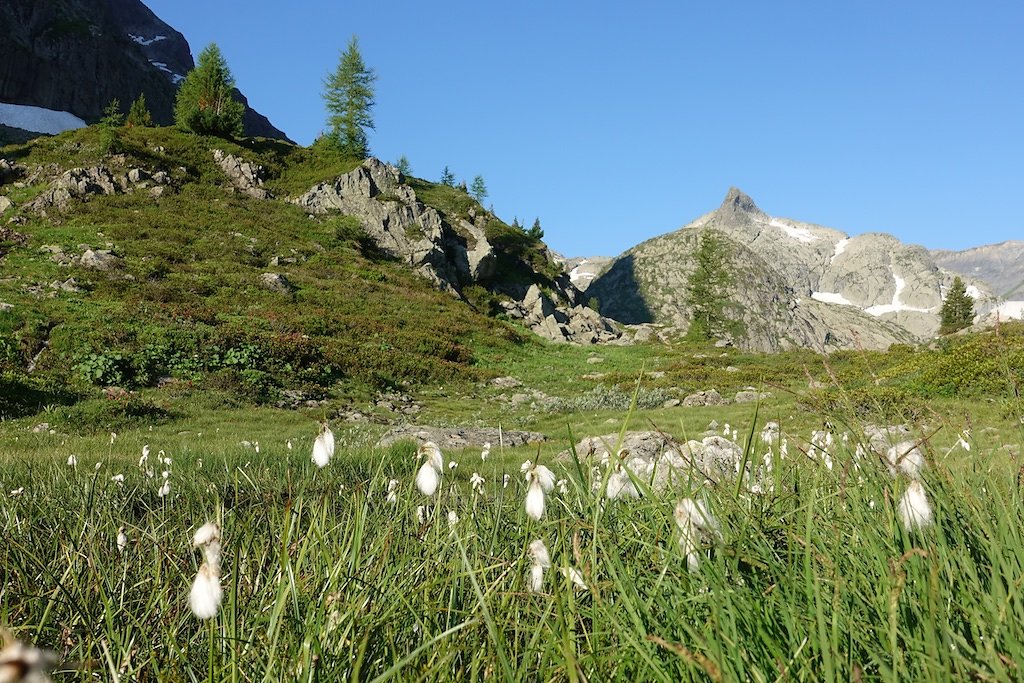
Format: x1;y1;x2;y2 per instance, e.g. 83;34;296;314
145;0;1023;258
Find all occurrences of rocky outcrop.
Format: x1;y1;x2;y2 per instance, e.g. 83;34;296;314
497;283;620;344
25;164;171;212
297;158;622;344
589;188;996;351
559;430;751;494
0;0;288;140
214;149;271;199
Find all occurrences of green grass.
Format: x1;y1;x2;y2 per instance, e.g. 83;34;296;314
2;406;1023;680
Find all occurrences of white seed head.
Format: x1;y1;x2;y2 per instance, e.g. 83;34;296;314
525;480;545;520
117;527;128;553
560;566;588;592
0;629;59;682
528;539;551;569
312;428;334;468
470;472;485;495
157;480;171;498
189;563;223;620
415;462;440;497
886;441;924;479
674;498;722;572
526;563;544;593
193;522;221;548
417;442;444;472
447;510;459;527
898;480;933;531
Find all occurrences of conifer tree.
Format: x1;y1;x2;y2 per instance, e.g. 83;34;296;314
470;175;488;203
174;43;245;138
323;36;376;157
527;218;544;240
99;99;123;155
440;166;456;187
125;93;153;127
395;155;411;175
684;230;735;340
940;276;975;334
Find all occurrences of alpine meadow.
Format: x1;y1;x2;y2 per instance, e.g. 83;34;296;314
3;2;1024;682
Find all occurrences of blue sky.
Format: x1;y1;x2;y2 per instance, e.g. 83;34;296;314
145;1;1023;258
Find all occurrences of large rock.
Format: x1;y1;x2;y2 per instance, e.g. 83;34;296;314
80;249;122;270
560;430;749;494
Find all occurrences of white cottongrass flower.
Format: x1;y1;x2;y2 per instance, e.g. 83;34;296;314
117;526;128;553
254;441;260;454
956;431;971;452
415;505;427;524
190;522;223;620
674;498;723;573
110;474;125;486
606;461;640;500
526;539;551;592
0;628;59;682
415;442;444;496
9;487;23;497
287;440;293;451
556;479;569;495
522;460;556;520
447;510;459;527
885;441;924;479
312;422;335;468
139;444;150;467
502;474;511;489
897;480;933;531
94;462;102;471
559;566;588;592
110;432;117;444
470;472;485;495
385;479;399;504
157;480;170;498
480;442;491;461
66;454;77;467
448;461;459;471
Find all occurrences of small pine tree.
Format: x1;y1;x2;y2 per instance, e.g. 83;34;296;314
125;93;153;127
395;155;411;175
684;230;736;341
323;36;376;158
939;276;975;334
440;166;455;187
174;43;246;138
511;216;522;230
99;99;123;155
527;217;544;240
470;175;488;203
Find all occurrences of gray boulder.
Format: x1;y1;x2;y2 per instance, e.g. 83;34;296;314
259;272;294;294
683;389;724;407
0;196;12;213
80;249;121;270
376;425;544;449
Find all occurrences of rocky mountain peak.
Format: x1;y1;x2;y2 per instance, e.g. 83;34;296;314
717;187;766;220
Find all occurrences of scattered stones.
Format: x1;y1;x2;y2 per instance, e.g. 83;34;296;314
374;391;422;415
489;376;523;389
259;272;294;294
734;389;769;403
662;398;681;409
376;426;545;449
682;389;724;407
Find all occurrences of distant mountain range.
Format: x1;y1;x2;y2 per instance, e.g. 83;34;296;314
584;188;1020;352
0;0;288;142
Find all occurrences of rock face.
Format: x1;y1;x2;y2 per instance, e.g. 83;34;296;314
214;149;271;199
588;188;997;351
931;240;1024;299
296;158;622;344
0;0;288;140
25;164;171;212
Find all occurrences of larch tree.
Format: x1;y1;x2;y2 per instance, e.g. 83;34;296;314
174;43;245;137
323;36;376;158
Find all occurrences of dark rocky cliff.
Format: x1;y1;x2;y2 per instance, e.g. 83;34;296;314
0;0;289;139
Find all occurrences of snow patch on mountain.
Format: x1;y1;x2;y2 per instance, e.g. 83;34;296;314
128;33;167;46
0;101;86;134
864;274;934;316
770;218;818;243
811;291;857;307
830;238;850;264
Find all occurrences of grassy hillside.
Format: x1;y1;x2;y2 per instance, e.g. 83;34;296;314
0;126;536;429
